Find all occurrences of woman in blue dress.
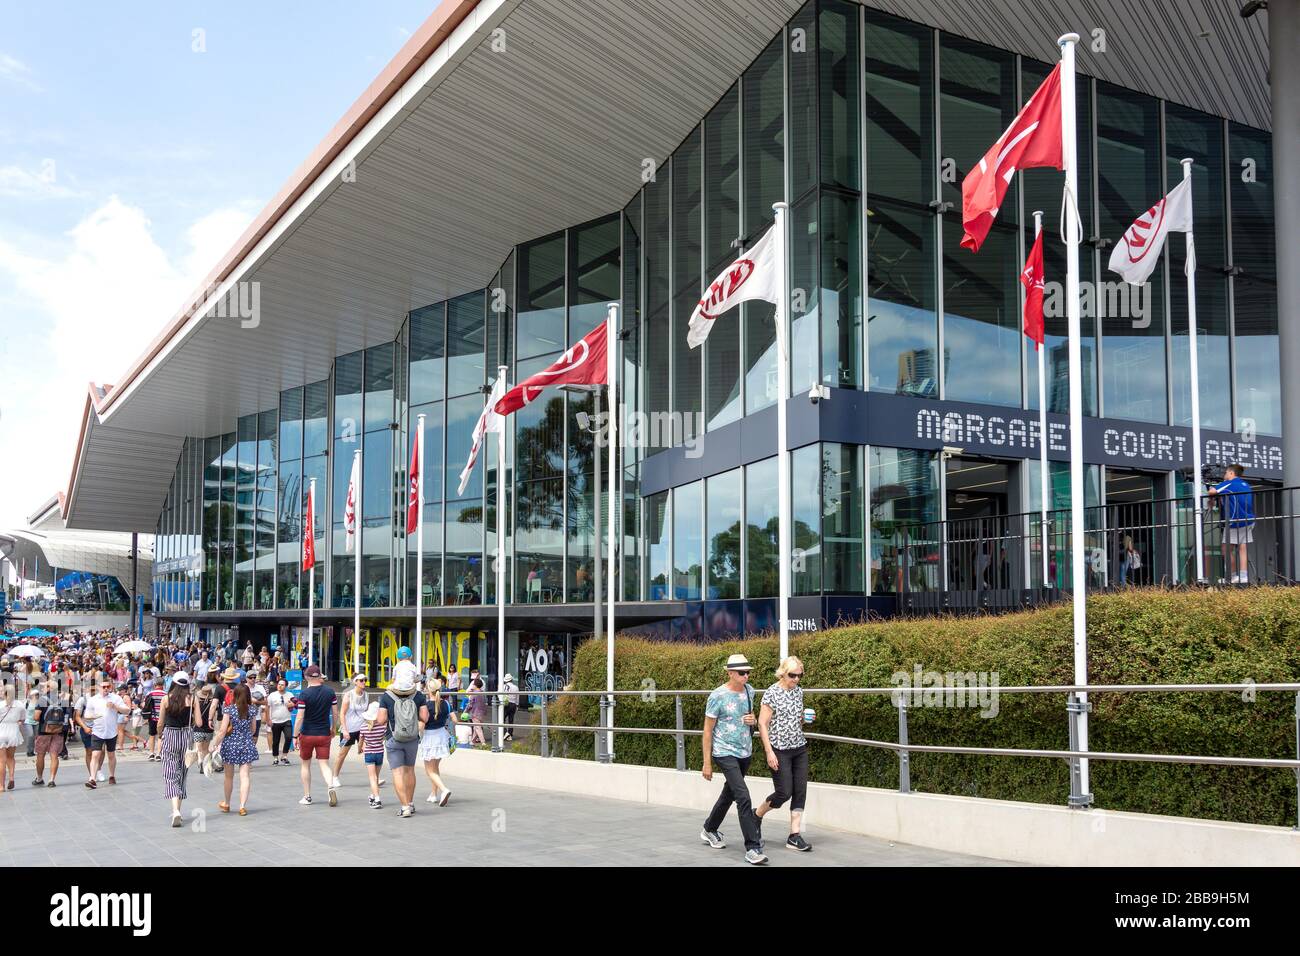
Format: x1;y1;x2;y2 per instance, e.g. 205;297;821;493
210;682;259;815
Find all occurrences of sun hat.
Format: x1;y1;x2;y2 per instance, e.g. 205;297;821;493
221;666;238;682
172;672;191;687
503;674;515;684
724;653;753;672
363;701;381;721
351;673;366;684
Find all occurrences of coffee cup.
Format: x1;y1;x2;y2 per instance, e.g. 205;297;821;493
803;707;815;724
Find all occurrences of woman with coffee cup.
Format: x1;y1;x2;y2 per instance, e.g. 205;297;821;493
755;655;813;851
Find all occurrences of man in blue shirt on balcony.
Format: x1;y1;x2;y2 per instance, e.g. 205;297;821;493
1207;463;1255;585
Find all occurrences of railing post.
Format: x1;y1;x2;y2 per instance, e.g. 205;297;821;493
674;693;686;771
1066;691;1094;808
540;697;549;759
1294;692;1299;831
596;696;607;763
897;695;911;794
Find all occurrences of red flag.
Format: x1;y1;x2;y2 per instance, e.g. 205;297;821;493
406;424;421;535
495;321;608;417
1021;231;1045;349
960;64;1063;253
302;486;316;572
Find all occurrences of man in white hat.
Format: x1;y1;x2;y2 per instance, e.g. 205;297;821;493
373;671;429;818
700;653;766;865
500;673;519;742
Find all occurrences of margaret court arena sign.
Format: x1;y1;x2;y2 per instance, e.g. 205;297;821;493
867;393;1283;478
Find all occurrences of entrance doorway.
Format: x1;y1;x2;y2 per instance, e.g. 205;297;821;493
1104;468;1164;586
944;457;1015;591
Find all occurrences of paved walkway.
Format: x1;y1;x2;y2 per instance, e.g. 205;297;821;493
0;748;1012;867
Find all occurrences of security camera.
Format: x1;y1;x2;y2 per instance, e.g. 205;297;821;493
941;445;964;459
575;411;591;430
1240;1;1267;19
808;384;830;405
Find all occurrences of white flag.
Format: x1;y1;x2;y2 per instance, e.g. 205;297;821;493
344;452;360;553
1108;176;1193;286
457;374;506;496
687;223;781;348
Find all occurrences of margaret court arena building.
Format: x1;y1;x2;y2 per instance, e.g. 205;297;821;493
53;0;1299;688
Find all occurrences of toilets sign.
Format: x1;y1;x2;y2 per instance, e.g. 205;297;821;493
879;394;1283;477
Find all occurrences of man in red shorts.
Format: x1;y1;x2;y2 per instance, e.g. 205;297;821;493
294;664;339;807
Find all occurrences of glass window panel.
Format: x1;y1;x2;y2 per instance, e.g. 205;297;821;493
236;414;256;610
1096;82;1166;423
445;500;484;606
1021;58;1093;240
819;0;859;192
569;215;621;343
1229;123;1278;435
745;456;778;597
705;87;742;432
792;444;821;595
1027;231;1098;416
672;481;702;600
409;401;444;506
622;195;643;465
513;363;564;483
409;303;446;406
865;10;934;206
646;491;670;600
791;193;820;396
823;443;864;593
363;344;394;431
303;381;329;457
822;189;862;389
407;502;443;607
447;292;486;398
516;478;563;604
446;394;487;501
518;232;566;361
942;219;1020;406
1167;105;1228;430
706;469;741;599
333;351;363;439
622;462;642;601
566;388;596;601
866;202;938;395
278;387;303;462
939;35;1016;218
277;459;302;608
789;1;818;201
673;127;703;442
255;410;276;610
869;446;939;594
644;174;671;448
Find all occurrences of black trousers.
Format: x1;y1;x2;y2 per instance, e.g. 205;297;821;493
503;703;517;735
271;721;293;757
765;744;809;812
703;755;763;850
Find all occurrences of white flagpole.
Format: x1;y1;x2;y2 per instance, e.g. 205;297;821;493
308;478;315;668
1059;33;1090;796
1181;158;1205;583
353;448;361;683
773;201;791;661
415;414;426;671
605;303;619;761
496;366;508;753
1034;210;1050;588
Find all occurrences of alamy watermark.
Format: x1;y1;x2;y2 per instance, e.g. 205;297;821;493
891;665;1000;718
185;279;261;329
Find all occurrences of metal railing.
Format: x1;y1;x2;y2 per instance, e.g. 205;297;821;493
884;484;1299;611
455;683;1300;830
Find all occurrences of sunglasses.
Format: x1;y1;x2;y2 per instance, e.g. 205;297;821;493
787;672;804;679
728;670;751;677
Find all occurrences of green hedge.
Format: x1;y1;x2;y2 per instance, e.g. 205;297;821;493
546;587;1300;826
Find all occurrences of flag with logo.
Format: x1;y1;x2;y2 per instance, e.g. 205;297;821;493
406;426;422;534
686;223;782;348
458;374;507;496
960;64;1063;253
494;322;608;417
1107;176;1193;285
1021;231;1046;350
344;452;360;553
302;485;316;572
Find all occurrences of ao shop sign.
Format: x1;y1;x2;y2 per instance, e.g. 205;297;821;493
898;400;1283;477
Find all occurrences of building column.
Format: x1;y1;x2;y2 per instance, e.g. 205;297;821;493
1273;0;1300;577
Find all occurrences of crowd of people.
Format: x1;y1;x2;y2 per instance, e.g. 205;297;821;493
0;631;480;824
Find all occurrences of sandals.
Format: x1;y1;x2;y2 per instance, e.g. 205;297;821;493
218;802;230;813
239;807;248;816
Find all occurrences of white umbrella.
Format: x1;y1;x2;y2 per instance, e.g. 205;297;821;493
10;645;46;658
114;640;154;654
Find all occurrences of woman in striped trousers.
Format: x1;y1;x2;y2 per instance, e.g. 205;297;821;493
159;674;194;828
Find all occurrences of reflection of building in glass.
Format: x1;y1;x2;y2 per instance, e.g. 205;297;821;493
897;347;947;397
1048;342;1095;412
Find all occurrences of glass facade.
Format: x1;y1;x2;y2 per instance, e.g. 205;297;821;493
154;2;1279;627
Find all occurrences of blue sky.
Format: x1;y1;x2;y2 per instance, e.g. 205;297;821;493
0;1;439;529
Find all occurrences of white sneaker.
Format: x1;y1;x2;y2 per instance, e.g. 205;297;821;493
377;778;385;788
331;776;341;789
97;770;107;782
298;795;313;805
438;789;451;807
426;792;438;803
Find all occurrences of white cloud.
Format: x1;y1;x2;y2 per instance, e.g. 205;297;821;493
0;53;40;92
0;196;258;528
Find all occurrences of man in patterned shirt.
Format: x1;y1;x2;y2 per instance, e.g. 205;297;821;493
700;653;766;865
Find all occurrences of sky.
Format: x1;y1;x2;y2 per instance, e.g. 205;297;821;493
0;0;439;530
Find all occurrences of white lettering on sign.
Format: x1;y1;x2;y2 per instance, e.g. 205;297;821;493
788;618;819;632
